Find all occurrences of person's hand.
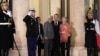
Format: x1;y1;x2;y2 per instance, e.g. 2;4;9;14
44;37;48;40
6;11;12;17
41;39;45;43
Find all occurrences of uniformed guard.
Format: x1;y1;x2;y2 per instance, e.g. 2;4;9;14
85;9;98;56
23;9;39;56
0;2;14;56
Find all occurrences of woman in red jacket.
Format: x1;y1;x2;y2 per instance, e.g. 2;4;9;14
60;17;71;56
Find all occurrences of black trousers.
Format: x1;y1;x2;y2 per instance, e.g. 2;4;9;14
52;38;60;56
0;49;9;56
38;37;44;56
87;48;98;56
44;39;53;56
60;37;70;56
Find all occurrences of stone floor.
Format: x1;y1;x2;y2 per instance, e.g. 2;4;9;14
9;48;100;56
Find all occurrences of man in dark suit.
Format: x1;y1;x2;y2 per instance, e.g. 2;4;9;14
36;17;44;56
52;14;61;56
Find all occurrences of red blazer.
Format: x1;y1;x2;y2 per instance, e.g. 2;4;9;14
96;34;100;48
59;23;71;43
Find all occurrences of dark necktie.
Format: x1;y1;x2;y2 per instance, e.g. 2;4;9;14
55;21;58;26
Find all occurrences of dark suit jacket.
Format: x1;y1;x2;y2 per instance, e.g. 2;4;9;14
52;21;61;40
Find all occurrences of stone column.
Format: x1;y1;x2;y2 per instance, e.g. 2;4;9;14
9;0;29;56
39;0;50;23
89;0;94;8
50;0;61;15
29;0;40;16
70;0;87;56
98;0;100;27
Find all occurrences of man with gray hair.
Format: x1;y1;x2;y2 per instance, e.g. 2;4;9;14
44;16;54;56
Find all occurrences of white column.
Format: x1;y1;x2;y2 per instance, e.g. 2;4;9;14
39;0;50;23
50;0;61;15
98;0;100;29
89;0;94;8
65;0;67;17
9;0;29;56
70;0;87;56
29;0;40;16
